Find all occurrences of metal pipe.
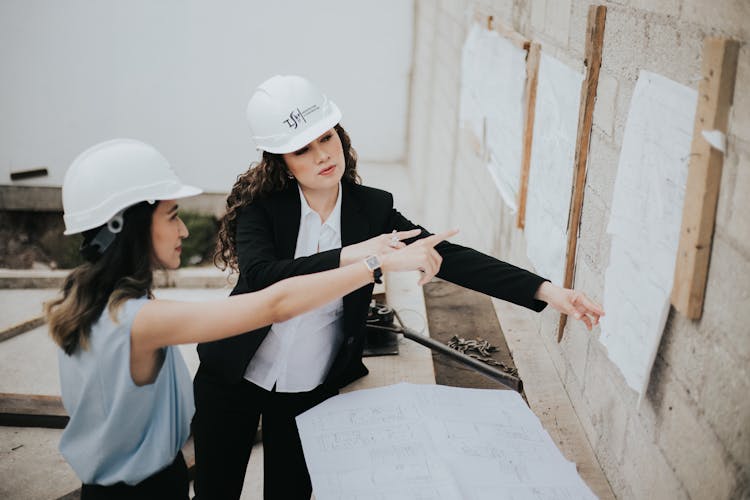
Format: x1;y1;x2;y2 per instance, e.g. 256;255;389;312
370;311;524;393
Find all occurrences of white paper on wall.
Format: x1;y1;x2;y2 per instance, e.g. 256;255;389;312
524;53;583;286
599;70;697;399
297;383;598;500
459;22;528;211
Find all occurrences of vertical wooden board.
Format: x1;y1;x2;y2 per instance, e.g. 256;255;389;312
558;5;606;341
671;38;740;319
516;42;541;229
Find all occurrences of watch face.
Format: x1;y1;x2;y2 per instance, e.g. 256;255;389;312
366;255;380;270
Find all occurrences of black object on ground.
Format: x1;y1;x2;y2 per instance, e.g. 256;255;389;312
364;295;522;391
363;300;399;357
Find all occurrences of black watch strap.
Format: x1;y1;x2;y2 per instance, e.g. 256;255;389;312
364;255;383;284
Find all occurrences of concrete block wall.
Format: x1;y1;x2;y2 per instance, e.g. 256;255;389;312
407;0;749;498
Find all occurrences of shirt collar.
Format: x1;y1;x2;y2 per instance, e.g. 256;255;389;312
298;182;342;233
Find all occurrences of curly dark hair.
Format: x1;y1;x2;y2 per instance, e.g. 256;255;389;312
214;124;360;273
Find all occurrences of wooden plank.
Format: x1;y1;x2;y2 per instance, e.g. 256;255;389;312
671;38;740;319
516;41;541;229
0;393;68;428
423;279;519;391
557;5;607;342
0;315;45;343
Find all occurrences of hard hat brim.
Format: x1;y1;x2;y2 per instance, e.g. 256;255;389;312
63;183;203;235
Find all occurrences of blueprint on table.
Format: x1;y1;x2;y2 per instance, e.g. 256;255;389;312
297;383;597;500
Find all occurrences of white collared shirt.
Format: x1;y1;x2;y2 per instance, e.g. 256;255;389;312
244;183;344;392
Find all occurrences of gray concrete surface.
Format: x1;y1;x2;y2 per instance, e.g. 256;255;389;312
0;325;60;396
0;427;78;500
0;289;57;331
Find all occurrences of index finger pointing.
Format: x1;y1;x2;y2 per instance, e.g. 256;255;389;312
421;229;459;248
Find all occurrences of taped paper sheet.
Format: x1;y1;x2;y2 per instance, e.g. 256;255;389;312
297;383;597;500
599;70;697;399
459;22;528;211
524;53;583;286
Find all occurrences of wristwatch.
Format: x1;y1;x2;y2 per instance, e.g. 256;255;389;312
363;255;383;284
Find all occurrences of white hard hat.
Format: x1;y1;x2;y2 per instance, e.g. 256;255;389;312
246;75;342;154
62;138;202;235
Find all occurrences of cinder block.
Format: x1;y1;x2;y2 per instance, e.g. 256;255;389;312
621;414;690;500
632;0;682;17
578;184;612;275
438;0;465;26
612;78;635;148
728;45;750;140
658;312;712;402
437;6;464;49
601;6;648;84
544;0;571;46
558;359;599;453
642;20;703;88
593;71;619;138
571;258;605;315
490;0;516;23
418;0;438;25
698;241;750;472
720;145;750;249
657;381;738;500
702;235;750;362
529;0;546;36
713;139;738;231
561;325;590;388
586;131;619;204
681;0;750;40
582;344;631;463
699;348;750;485
566;0;588;60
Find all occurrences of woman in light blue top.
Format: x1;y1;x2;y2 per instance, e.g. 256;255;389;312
46;138;454;499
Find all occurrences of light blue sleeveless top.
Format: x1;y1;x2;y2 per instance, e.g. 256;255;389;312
57;296;194;486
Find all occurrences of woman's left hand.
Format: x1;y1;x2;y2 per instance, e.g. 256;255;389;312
534;281;605;331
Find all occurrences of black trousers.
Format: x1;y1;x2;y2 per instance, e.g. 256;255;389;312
192;368;338;500
80;450;188;500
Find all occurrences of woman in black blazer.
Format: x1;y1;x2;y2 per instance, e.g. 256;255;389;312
192;75;604;500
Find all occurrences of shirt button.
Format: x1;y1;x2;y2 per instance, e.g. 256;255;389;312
346;337;354;346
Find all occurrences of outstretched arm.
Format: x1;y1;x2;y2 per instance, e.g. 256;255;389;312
132;230;456;350
386;204;604;328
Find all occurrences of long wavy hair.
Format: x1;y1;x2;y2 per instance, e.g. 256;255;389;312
45;201;157;355
214;123;360;273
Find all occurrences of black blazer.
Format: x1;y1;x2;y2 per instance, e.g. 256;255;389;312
197;181;548;387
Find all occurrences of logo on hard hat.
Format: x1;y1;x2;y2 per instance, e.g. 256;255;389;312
282;105;320;130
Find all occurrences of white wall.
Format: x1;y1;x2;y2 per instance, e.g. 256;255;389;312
0;0;413;192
